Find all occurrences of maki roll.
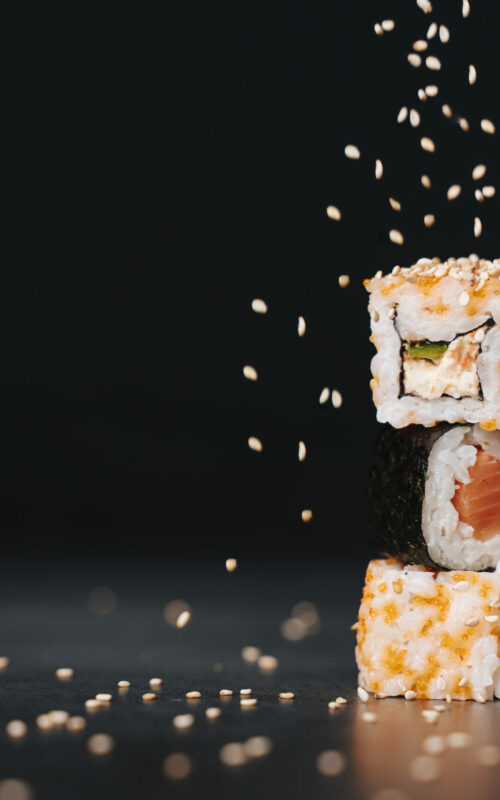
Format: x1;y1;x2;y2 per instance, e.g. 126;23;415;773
369;423;500;571
365;255;500;429
356;558;500;701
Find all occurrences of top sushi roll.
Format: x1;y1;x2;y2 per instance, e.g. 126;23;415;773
365;255;500;429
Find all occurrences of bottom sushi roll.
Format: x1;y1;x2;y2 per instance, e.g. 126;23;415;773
356;558;500;701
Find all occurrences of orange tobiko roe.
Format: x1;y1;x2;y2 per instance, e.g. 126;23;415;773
452;448;500;541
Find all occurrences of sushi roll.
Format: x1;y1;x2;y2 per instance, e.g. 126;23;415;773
365;256;500;429
356;558;500;701
368;423;500;571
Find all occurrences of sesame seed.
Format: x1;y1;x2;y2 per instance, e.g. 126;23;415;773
389;197;401;212
357;686;369;702
458;677;468;687
445;694;452;703
481;119;496;134
474;217;482;238
418;88;427;102
49;710;69;725
389;229;404;245
475;691;486;703
66;716;86;732
426;56;441;71
240;688;252;695
36;714;53;731
298;441;306;462
427;22;437;38
345;144;360;159
425;85;438;97
447;731;471;748
336;697;348;704
375;159;383;179
328;701;339;710
463;0;471;18
85;699;101;711
459;292;470;306
331;389;343;409
258;654;278;671
338;274;350;288
173;714;195;729
220;742;248;767
185;691;201;699
55;667;74;681
413;40;428;52
241;646;260;662
301;509;313;523
421;175;431;188
424;214;435;227
142;692;157;702
243;365;258;381
472;164;486;180
319;387;330;404
6;720;27;739
206;707;221;719
0;657;9;671
423;735;446;755
370;309;380;322
433;704;446;712
381;20;395;31
244;735;273;758
251;298;268;314
483;185;496;198
316;750;346;777
405;690;417;700
225;557;238;572
240;697;258;707
477;745;500;766
163;753;193;780
465;616;479;626
397;107;408;123
279;692;294;700
95;693;112;703
447;184;461;200
421;709;439;723
410;109;420;127
469;64;477;85
220;689;233;696
361;711;377;723
298;316;306;337
87;733;115;756
409;755;441;782
374;23;383;37
485;615;498;623
408;54;422;68
326;205;341;221
420;137;435;152
439;25;450;43
453;580;469;591
248;436;263;453
442;104;452;118
459;117;470;131
417;0;433;14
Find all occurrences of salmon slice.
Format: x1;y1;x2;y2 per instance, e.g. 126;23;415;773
452;448;500;541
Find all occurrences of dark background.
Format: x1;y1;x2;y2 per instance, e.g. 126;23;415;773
4;1;500;561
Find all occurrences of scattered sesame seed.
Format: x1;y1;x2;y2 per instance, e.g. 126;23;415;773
425;85;438;97
481;119;495;134
397;107;408;123
405;690;417;700
241;646;261;662
258;654;278;671
374;23;383;37
427;22;437;38
251;298;268;314
447;731;471;749
361;711;377;723
117;680;130;689
244;735;273;758
66;716;86;732
55;667;73;681
87;733;115;756
421;709;439;724
389;198;402;212
408;54;422;68
472;164;487;180
389;229;404;245
410;109;420;127
465;616;479;626
418;88;427;102
423;735;446;755
338;274;350;288
459;117;470;131
345;145;360;160
206;707;221;719
36;714;53;731
95;693;112;703
381;20;395;31
301;509;313;523
6;720;27;739
298;441;306;462
458;677;469;687
149;678;162;689
220;742;248;766
421;175;431;188
453;580;469;591
240;697;258;707
413;40;428;52
459;291;470;306
331;389;343;409
319;387;330;404
248;436;263;453
469;64;477;85
0;657;9;671
185;691;201;699
163;753;193;780
220;689;233;696
328;701;339;710
442;104;452;118
298;316;306;337
483;186;495;198
447;184;461;200
409;755;441;782
279;692;294;700
424;214;435;227
477;745;500;766
370;309;380;323
316;750;346;777
439;25;450;43
174;607;192;628
85;699;101;711
326;205;342;221
375;159;383;179
225;558;238;572
357;686;369;702
243;365;258;381
336;697;348;704
49;710;69;725
240;688;252;695
426;56;441;71
417;0;433;14
142;692;157;702
173;714;195;729
420;137;435;152
485;614;498;623
463;0;471;18
474;217;482;238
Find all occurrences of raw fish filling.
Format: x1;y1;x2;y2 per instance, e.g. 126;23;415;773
452;448;500;541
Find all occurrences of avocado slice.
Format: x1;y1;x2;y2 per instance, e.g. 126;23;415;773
407;342;448;360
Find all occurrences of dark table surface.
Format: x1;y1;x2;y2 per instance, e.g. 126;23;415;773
1;558;499;800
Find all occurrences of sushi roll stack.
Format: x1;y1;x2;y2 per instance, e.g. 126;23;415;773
356;256;500;701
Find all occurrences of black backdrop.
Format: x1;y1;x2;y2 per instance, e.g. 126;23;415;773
4;1;500;560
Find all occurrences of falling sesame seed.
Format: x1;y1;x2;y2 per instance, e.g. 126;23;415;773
469;64;477;85
220;742;248;766
408;54;422;68
316;750;346;777
118;680;130;688
345;144;360;159
463;0;471;18
142;692;157;702
220;689;233;696
55;667;74;681
301;509;313;523
405;690;417;700
425;85;438;97
459;117;469;131
297;441;307;462
248;436;263;453
477;745;500;767
459;291;470;306
397;107;408;123
87;733;115;756
361;711;377;723
475;189;484;202
6;720;27;739
258;654;279;671
225;557;238;572
66;716;86;732
485;614;499;623
418;89;427;102
389;198;401;212
442;104;452;118
36;714;53;731
413;40;428;52
331;390;343;409
474;217;482;238
95;693;112;703
421;137;435;152
206;707;221;719
298;316;306;337
439;25;450;43
427;22;437;38
279;692;294;700
49;710;69;725
389;229;404;245
319;387;330;404
453;580;469;591
375;159;383;179
251;298;268;314
421;175;431;188
447;184;461;200
465;616;479;626
176;609;191;628
85;699;101;711
357;686;369;702
173;714;195;729
326;205;342;221
481;119;496;134
244;736;273;758
472;164;487;180
186;691;201;699
240;697;258;707
423;735;446;755
410;109;420;127
447;731;472;749
338;274;350;289
426;56;441;71
374;23;383;36
424;214;435;227
381;20;395;31
163;753;193;780
241;646;261;662
0;657;9;671
243;365;258;381
483;186;496;198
